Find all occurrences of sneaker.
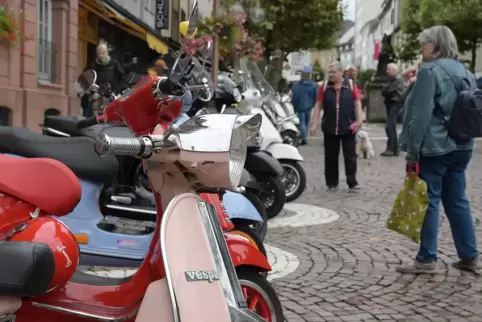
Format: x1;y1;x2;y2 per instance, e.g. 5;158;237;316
349;184;360;192
396;260;438;274
452;257;482;273
327;186;338;192
380;150;395;157
299;139;307;146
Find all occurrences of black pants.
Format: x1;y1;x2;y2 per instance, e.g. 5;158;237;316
385;103;400;153
324;133;358;188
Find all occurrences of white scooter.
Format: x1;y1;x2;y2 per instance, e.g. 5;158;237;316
238;82;306;202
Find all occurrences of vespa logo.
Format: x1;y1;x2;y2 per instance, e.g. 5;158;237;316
57;246;73;268
185;270;220;283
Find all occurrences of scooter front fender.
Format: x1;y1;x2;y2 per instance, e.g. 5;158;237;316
279;120;299;133
266;142;304;161
225;233;271;272
223;191;263;223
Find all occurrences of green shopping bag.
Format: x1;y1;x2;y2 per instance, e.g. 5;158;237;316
387;173;428;243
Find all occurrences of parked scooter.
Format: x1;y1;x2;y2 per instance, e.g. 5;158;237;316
0;2;283;321
195;73;287;219
236;60;307;203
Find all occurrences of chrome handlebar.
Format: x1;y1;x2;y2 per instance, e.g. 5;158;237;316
94;133;154;157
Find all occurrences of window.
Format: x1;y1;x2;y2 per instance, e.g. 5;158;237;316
38;0;52;81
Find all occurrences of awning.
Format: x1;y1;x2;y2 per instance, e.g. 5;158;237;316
80;0;169;55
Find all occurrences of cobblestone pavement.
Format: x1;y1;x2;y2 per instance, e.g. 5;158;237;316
268;138;482;322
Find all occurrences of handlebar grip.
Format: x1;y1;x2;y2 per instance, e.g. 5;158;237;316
77;116;98;129
94;133;153;157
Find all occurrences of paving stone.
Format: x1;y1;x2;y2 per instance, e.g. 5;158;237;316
268;141;482;321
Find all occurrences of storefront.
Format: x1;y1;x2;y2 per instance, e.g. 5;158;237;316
77;0;171;76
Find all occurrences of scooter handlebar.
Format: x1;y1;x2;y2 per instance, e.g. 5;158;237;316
94;133;154;158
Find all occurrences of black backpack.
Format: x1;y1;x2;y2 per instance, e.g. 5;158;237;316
433;61;482;143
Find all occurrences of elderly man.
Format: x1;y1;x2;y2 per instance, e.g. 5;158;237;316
310;61;364;191
381;63;405;156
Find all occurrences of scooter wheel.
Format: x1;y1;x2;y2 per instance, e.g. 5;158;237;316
236;270;284;322
238;191;268;242
254;175;286;219
280;160;306;202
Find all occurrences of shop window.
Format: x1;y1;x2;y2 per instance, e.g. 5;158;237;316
38;0;54;82
0;106;12;126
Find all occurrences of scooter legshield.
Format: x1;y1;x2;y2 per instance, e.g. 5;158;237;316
222;191;263;222
266;142;304;161
160;193;232;322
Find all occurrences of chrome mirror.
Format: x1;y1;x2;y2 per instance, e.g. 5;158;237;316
74;70;97;98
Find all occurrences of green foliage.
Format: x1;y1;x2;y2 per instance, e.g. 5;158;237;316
358;69;375;89
251;0;344;56
400;0;482;68
312;59;325;80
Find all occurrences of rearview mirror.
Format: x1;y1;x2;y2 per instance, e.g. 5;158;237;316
74;70;97;98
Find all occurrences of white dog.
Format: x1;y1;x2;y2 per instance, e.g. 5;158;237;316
357;130;375;159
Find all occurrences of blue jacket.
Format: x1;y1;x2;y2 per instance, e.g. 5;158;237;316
291;80;317;112
400;58;475;161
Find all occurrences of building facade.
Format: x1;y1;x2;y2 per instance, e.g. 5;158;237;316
353;0;384;67
0;0;180;129
310;49;338;71
336;25;354;69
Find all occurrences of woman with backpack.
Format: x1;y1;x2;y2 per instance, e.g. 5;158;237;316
397;25;481;274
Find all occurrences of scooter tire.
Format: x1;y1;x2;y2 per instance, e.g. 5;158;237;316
239;190;268;242
280;160;306;202
253;175;286;219
236;270;285;322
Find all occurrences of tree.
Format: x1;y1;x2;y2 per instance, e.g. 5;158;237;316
400;0;482;69
243;0;344;87
312;59;325;80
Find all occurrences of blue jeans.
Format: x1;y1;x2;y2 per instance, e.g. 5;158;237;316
416;150;479;263
297;110;311;140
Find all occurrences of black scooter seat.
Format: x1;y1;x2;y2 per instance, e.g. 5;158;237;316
43;115;135;139
0;126;119;184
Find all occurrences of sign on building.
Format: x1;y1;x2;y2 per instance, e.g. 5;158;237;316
155;0;170;30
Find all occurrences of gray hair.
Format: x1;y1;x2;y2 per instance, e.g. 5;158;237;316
418;25;459;59
328;61;344;71
96;42;108;53
387;63;398;73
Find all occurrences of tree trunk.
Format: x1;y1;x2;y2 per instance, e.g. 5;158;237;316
471;41;477;72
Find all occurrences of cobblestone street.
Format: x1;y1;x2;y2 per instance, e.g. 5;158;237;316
269;132;482;322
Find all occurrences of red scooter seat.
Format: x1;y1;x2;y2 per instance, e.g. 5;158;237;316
0;155;81;216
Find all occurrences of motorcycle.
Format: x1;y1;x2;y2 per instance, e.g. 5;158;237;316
193;73;287;219
234;60;307;204
0;1;284;321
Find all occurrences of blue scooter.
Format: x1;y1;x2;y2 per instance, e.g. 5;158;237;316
0;125;266;267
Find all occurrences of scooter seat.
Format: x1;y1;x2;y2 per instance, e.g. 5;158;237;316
0;241;55;297
0;127;119;184
44;115;135;139
0;155;81;216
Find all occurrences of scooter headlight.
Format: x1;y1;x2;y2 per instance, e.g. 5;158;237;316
229;114;262;186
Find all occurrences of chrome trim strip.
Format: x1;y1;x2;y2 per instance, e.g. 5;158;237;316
31;302;138;321
42;127;71;137
104;204;157;215
197;202;245;308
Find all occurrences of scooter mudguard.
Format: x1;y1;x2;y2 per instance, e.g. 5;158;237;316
224;233;271;272
266;142;304;161
239;168;261;191
279;120;299;133
245;151;284;176
222;191;263;222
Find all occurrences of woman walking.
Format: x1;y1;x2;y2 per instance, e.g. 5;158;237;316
397;25;480;274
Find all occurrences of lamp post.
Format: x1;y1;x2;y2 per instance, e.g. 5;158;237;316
211;1;265;85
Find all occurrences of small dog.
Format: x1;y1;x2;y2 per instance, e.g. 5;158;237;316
357;130;375;159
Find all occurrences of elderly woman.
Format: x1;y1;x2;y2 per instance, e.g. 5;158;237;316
397;25;480;274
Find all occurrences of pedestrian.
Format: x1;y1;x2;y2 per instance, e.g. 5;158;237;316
291;65;317;145
82;42;124;117
381;63;405;156
397;25;480;274
347;66;363;100
309;61;364;191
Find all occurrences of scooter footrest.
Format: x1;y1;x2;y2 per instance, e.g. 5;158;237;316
0;315;16;322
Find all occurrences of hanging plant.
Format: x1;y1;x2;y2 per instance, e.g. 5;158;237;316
0;4;30;46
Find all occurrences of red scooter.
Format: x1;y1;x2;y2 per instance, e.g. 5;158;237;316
0;2;283;320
